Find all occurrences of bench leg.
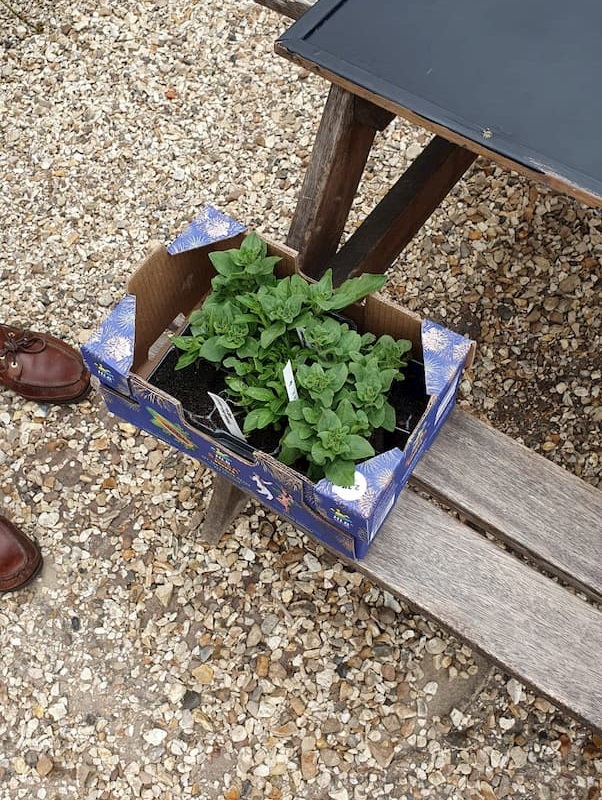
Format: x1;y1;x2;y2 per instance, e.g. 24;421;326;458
197;474;250;545
327;137;477;285
286;84;393;276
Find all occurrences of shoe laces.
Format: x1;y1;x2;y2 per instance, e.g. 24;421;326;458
0;330;46;368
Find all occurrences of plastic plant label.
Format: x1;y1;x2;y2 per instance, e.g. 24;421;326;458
296;327;311;348
208;392;246;441
283;360;299;401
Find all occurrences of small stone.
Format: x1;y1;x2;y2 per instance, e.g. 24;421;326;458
246;624;262;648
559;274;580;292
300;751;318;780
506;677;523;705
479;782;497;800
425;637;446;655
368;740;394;768
534;697;553;713
191;664;214;685
450;708;466;727
168;683;187;704
321;748;340;767
290;697;306;716
36;754;54;777
303;553;322;572
143;728;167;746
181;690;201;710
37;511;60;528
231;725;247;743
47;702;68;721
97;292;114;307
509;745;528;768
256;654;269;677
155;582;174;607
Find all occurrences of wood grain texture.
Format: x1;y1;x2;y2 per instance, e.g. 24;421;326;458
199;475;249;544
286;84;393;276
411;409;602;601
254;0;312;19
326;137;476;284
343;488;602;732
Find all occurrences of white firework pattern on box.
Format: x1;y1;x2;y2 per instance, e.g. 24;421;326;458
355;487;380;520
421;319;473;396
103;333;132;365
375;467;396;490
133;382;176;412
167;205;246;255
83;295;136;376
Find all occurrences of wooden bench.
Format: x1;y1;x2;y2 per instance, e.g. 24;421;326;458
197;0;602;733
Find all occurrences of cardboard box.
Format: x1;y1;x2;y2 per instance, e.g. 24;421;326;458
83;206;474;558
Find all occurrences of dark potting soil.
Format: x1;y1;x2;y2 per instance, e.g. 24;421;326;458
373;358;429;453
149;342;282;456
149;341;428;465
149;344;226;428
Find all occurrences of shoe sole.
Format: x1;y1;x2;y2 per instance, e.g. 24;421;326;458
2;375;92;405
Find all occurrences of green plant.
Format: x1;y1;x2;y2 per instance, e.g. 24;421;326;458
173;232;412;486
280;398;374;485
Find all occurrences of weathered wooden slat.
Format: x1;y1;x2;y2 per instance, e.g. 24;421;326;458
411;409;602;602
254;0;312;20
196;466;601;730
326;137;476;285
346;488;602;732
286;84;394;276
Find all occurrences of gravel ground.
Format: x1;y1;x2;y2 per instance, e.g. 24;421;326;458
0;2;600;799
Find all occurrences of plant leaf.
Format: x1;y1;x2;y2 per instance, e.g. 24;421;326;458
346;435;375;461
325;459;357;488
260;321;286;349
174;350;199;370
245;387;276;402
243;407;275;433
199;337;228;362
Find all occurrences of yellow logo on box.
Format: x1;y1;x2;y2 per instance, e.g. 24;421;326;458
149;409;196;450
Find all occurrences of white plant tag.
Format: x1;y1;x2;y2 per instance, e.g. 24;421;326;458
296;327;309;348
283;360;299;401
208;392;246;441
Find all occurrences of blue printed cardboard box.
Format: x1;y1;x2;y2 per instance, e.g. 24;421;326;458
82;206;474;558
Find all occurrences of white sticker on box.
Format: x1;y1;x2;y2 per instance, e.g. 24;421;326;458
208;392;246;441
283;360;299;401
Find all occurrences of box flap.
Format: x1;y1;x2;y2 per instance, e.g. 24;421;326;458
166;205;246;255
421;320;474;396
82;294;137;383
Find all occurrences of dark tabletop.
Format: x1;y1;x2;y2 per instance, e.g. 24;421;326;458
278;0;602;203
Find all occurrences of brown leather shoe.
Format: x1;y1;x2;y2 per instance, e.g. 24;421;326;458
0;515;43;593
0;324;90;404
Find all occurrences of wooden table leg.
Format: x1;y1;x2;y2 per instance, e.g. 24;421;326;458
198;474;250;545
286;84;393;276
327;137;477;285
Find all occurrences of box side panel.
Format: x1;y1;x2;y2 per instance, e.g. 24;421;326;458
99;381;361;558
127;239;244;372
